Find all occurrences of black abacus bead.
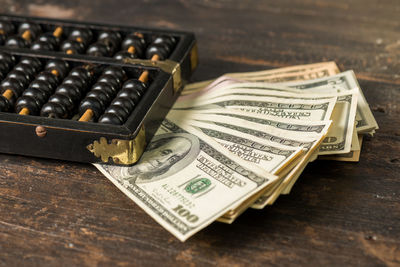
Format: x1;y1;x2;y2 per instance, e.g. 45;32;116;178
14;63;37;80
113;51;137;60
0;21;15;35
22;87;48;105
18;22;42;40
85;90;111;107
63;75;88;90
79;97;103;120
98;31;121;54
1;78;25;100
102;66;127;82
110;98;135;114
7;70;31;87
69;66;93;82
38;33;59;47
99;37;119;54
0;61;9;77
0;34;5;45
41;102;67;118
54;84;83;104
60;40;86;54
31;40;55;51
98;31;121;42
69;28;93;46
121;34;146;56
5;36;28;48
145;43;170;60
153;35;176;48
15;95;41;115
0;53;16;68
104;105;129;121
90;82;116;98
45;59;69;78
48;93;74;115
97;74;122;89
0;96;11;112
117;88;141;104
36;71;60;88
28;81;53;98
20;57;42;71
97;31;121;41
98;113;124;125
86;43;111;57
122;79;147;95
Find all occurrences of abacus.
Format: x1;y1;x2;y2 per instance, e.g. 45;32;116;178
0;14;198;165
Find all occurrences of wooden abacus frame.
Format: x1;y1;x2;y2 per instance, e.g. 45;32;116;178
0;15;198;165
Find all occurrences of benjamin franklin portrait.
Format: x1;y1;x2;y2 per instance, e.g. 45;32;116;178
110;133;200;184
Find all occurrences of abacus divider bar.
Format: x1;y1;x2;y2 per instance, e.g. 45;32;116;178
138;54;159;83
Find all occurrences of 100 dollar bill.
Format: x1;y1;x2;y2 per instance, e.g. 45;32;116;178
168;111;305;175
177;115;329;218
173;94;337;122
182;61;339;95
95;118;277;241
281;70;378;134
180;108;332;135
177;119;329;221
175;87;356;155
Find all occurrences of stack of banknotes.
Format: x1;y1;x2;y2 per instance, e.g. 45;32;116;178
95;62;378;241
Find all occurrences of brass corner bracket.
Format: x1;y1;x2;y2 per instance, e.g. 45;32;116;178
87;125;146;165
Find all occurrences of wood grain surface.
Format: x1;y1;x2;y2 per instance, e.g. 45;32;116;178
0;1;399;266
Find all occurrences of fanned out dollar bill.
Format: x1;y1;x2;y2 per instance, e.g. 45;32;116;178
281;70;378;135
168;110;323;173
95;118;278;241
182;61;340;95
174;82;358;155
168;115;331;220
94;62;378;241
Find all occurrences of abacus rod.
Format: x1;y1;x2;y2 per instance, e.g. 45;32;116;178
19;107;29;115
127;46;135;54
134;32;144;39
50;69;59;76
21;30;31;41
53;27;63;38
78;109;93;122
138;54;159;83
2;89;13;100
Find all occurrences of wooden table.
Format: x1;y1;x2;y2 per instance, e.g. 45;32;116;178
1;1;399;266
